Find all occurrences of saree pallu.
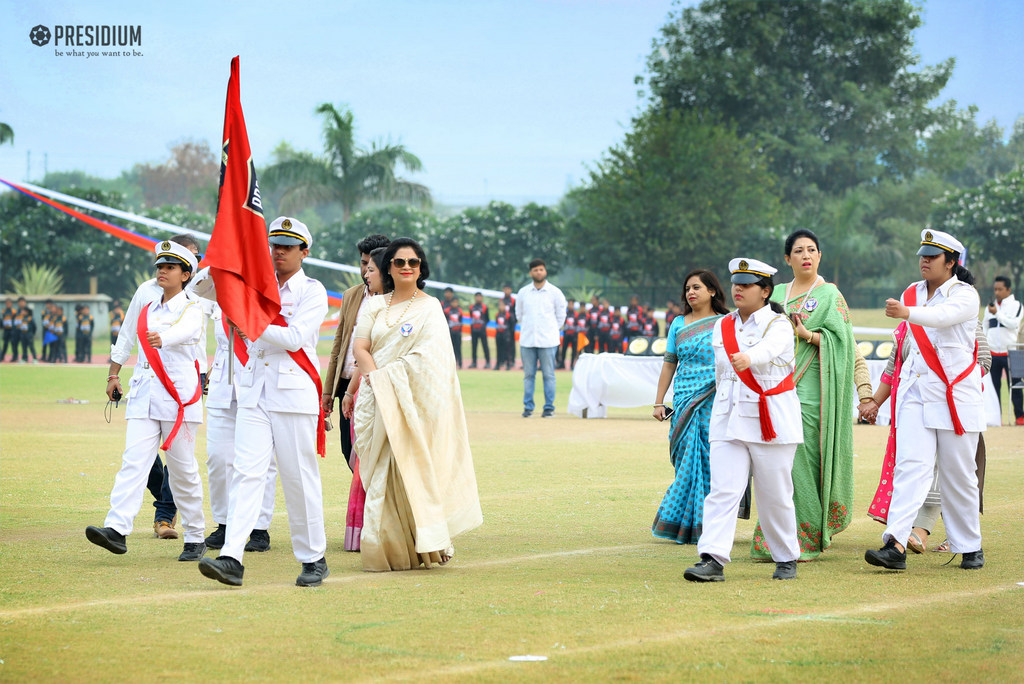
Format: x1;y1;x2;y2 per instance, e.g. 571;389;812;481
652;316;722;544
752;283;855;560
353;296;483;572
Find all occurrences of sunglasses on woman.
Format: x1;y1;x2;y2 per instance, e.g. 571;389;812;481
392;258;422;268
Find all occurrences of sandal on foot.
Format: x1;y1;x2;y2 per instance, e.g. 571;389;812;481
439;545;455;566
907;530;927;554
932;539;950;553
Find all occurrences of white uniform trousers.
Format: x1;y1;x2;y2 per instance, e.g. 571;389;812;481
206;403;277;528
105;418;205;543
222;406;326;564
883;398;982;553
698;439;800;565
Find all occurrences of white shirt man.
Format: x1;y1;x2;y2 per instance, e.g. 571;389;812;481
982;276;1023;424
515;259;567;417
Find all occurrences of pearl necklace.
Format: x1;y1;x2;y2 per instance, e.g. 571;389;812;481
384;290;418;327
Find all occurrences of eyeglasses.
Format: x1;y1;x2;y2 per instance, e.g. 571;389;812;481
392;258;422;268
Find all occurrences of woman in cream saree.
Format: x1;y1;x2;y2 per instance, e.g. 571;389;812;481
353;238;483;571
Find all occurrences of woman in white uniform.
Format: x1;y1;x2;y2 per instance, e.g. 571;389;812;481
684;258;803;582
865;229;985;571
87;241;207;562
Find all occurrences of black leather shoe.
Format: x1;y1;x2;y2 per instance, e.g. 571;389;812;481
296;558;330;587
772;560;797;580
85;526;127;554
960;549;985;569
542;408;554;418
865;539;906;570
204;523;226;549
178;542;207;561
198;556;244;586
522;409;533;418
684;554;725;582
245;529;271;553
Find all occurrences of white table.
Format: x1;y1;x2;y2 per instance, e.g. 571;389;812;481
568;354;1001;426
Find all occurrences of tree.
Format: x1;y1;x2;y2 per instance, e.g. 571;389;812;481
262;104;430;222
431;202;565;288
929;168;1024;289
128;140;220;214
565;110;780;288
924;106;1024;189
0;122;12;145
640;0;953;201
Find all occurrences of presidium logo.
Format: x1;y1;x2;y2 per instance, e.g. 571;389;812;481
29;23;144;58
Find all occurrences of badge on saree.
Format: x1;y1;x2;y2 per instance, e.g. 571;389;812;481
804;298;818;312
400;322;414;337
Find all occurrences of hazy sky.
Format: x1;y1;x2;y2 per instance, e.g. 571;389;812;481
2;0;1023;207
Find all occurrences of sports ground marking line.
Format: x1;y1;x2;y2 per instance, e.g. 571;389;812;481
0;544;652;620
381;583;1021;681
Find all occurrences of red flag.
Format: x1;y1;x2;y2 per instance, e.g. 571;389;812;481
205;56;279;341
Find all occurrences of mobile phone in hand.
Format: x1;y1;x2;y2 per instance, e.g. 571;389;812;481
662;405;674;420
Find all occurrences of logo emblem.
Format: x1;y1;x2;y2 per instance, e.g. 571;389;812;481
29;25;51;46
400;322;414;337
924;231;933;242
738;260;749;271
804;298;818;312
281;219;292;230
160;241;171;250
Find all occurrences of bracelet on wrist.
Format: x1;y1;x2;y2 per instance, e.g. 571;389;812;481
107;375;120;381
653;403;665;408
344;392;354;398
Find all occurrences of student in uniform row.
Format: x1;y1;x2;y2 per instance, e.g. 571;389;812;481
199;217;330;588
86;241;207;561
865;230;986;572
469;291;491;368
685;258;802;582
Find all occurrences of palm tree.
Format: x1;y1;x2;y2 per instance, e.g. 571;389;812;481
0;123;12;146
262;104;430;222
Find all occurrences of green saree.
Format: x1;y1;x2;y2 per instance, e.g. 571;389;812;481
751;281;855;560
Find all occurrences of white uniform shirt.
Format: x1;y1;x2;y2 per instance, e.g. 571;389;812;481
237;268;328;415
205;303;249;410
112;273;211;373
709;307;803;445
897;277;985;432
123;290;205;423
515;280;567;348
982;293;1023;354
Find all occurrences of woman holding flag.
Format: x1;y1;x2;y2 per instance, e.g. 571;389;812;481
684;258;802;583
86;241;207;562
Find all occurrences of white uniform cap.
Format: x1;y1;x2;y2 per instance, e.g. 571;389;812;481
917;229;965;257
153;240;198;272
268;216;312;249
729;257;777;284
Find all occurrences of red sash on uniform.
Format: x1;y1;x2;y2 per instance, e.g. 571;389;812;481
272;312;327;458
138;305;202;451
903;284;978;436
721;314;795;442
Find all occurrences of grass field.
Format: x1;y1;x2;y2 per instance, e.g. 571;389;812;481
2;348;1023;681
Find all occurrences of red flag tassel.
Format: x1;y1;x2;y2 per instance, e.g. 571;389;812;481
947;387;965;436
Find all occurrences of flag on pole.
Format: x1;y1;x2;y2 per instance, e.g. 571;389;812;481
204;56;279;341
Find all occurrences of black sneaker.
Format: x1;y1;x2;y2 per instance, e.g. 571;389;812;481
245;529;271;553
85;526;127;554
205;523;226;549
684;554;725;582
865;538;907;570
178;542;207;562
960;549;985;569
772;560;797;580
522;409;533;418
542;408;554;418
296;558;330;587
198;556;244;586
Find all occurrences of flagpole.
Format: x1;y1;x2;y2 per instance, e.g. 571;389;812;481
228;327;234;385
